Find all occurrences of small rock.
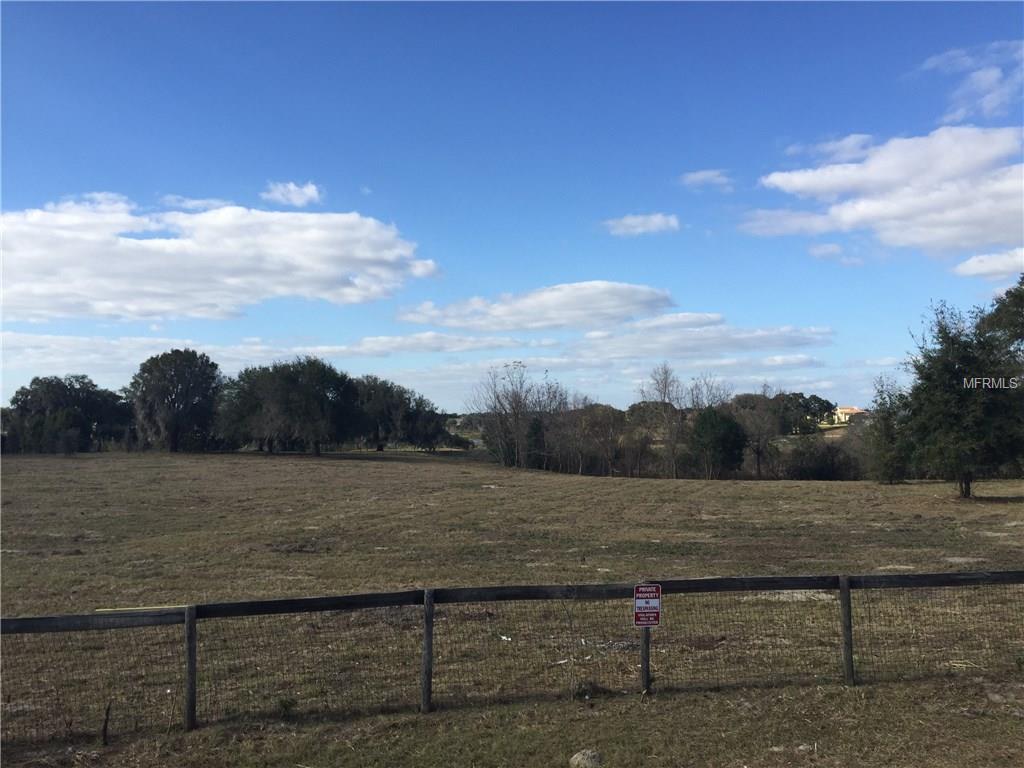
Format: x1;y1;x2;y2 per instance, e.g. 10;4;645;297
987;692;1007;704
570;749;603;768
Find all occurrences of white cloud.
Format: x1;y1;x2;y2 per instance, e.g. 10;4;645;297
160;194;233;210
922;40;1024;123
808;243;863;267
809;243;842;257
760;126;1020;200
260;180;322;207
746;126;1023;252
685;354;823;371
573;318;832;361
953;248;1024;281
812;134;875;163
628;312;725;330
298;332;555;357
786;135;874;163
760;354;823;368
2;193;436;322
0;330;553;400
399;281;674;331
679;169;733;191
603;213;680;236
1;331;278;387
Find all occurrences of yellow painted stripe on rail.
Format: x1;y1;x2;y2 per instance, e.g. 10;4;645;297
95;605;187;612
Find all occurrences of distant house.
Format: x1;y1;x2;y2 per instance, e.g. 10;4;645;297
835;406;867;424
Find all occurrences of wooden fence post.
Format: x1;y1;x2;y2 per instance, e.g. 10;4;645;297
421;589;435;713
838;576;856;686
640;626;651;693
184;605;198;731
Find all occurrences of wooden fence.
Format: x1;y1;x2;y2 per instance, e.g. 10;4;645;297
2;570;1022;736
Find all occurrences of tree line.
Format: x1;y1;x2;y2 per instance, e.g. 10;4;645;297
468;363;848;481
2;354;468;456
471;278;1024;495
3;278;1020;496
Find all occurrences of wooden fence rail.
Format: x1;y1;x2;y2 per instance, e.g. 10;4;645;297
2;570;1022;734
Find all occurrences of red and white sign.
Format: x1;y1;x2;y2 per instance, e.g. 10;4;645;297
634;583;661;627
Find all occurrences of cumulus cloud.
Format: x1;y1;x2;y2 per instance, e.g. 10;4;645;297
679;169;733;191
2;193;435;321
745;126;1023;252
603;213;680;236
922;40;1024;123
399;281;674;331
953;248;1023;281
260;180;322;207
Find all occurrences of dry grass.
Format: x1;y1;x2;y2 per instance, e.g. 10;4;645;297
2;452;1023;767
2;452;1022;615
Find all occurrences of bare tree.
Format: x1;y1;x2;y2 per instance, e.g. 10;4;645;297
685;371;732;411
638;362;685;478
469;362;536;467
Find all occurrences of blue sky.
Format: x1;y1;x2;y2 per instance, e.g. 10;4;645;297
3;2;1022;411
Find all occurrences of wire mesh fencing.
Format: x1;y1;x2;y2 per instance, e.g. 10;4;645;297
196;607;422;723
852;583;1024;682
1;624;183;743
2;572;1022;746
432;599;639;707
654;590;843;691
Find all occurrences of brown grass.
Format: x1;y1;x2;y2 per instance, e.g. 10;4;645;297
1;452;1022;767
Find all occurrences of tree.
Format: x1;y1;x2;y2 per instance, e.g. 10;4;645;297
732;386;782;479
356;375;411;450
784;435;859;480
128;349;221;452
772;392;822;435
637;363;685;478
691;407;747;480
864;375;911;484
5;375;130;453
685;372;732;411
977;274;1024;346
581;404;625;476
805;394;837;426
471;362;534;467
251;358;360;455
904;295;1024;498
403;395;449;452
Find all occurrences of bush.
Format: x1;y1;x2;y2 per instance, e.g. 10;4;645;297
784;436;861;481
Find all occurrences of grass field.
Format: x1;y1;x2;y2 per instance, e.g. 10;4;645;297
2;452;1023;766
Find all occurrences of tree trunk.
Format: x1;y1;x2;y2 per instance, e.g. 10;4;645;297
958;471;973;498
